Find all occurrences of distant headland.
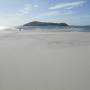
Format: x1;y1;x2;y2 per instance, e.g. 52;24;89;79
23;21;68;26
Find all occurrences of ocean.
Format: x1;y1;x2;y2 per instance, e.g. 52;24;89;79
1;25;90;32
21;26;90;32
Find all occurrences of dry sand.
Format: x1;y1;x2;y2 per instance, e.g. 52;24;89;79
0;31;90;90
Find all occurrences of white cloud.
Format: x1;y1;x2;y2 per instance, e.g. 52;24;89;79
40;11;60;16
5;4;39;26
66;6;74;10
19;4;32;15
5;4;32;26
80;15;90;18
36;10;73;18
8;4;32;17
34;11;60;18
33;5;39;8
49;0;87;10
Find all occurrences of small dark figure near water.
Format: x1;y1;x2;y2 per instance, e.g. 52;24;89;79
18;27;22;31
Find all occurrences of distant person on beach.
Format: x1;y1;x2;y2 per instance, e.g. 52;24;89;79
18;27;23;31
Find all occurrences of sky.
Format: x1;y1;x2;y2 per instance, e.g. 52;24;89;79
0;0;90;26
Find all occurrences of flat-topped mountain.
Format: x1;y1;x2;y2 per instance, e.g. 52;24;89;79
23;21;68;26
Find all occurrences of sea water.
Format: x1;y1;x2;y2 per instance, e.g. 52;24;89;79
21;26;90;32
1;25;90;32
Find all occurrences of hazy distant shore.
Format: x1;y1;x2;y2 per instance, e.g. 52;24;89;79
0;31;90;90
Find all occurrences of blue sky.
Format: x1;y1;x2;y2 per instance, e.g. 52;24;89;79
0;0;90;26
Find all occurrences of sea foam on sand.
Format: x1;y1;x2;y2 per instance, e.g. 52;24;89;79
0;31;90;90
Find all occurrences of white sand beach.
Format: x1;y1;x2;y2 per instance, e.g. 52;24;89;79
0;31;90;90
